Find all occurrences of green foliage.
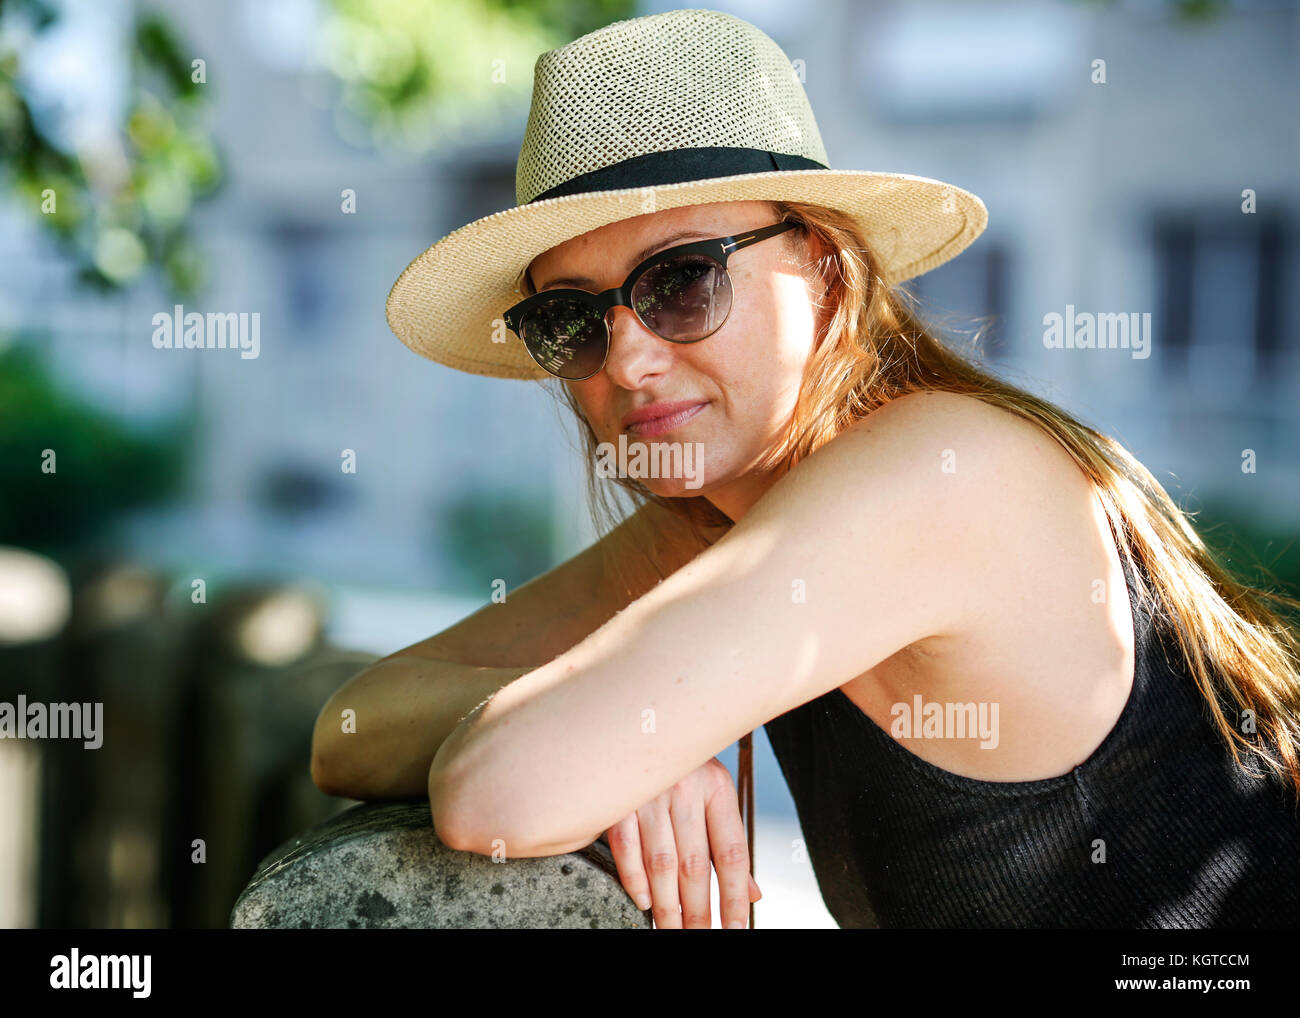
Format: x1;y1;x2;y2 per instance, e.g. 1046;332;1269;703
1072;0;1230;20
0;0;222;296
0;342;194;553
0;0;635;294
317;0;636;152
1187;497;1300;624
437;485;555;594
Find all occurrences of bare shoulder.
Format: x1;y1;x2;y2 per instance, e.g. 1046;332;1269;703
831;390;1134;781
847;389;1069;464
842;389;1092;518
706;387;1085;665
826;388;1106;634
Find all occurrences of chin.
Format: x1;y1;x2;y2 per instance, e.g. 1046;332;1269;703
655;449;721;491
639;478;707;499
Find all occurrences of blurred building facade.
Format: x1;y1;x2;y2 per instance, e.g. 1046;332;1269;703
4;0;1295;611
1;0;1296;928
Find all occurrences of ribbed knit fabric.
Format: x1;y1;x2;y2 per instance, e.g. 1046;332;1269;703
763;548;1300;928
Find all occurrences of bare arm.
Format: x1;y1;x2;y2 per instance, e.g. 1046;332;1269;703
428;392;997;855
310;501;722;800
309;658;536;800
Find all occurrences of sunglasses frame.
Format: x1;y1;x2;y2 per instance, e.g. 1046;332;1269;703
503;220;799;380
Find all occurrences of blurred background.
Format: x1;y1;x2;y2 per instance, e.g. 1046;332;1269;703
0;0;1296;929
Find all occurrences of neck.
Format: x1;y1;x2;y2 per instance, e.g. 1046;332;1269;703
703;467;788;525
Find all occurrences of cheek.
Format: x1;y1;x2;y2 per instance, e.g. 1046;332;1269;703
712;275;815;396
565;381;608;430
769;274;820;358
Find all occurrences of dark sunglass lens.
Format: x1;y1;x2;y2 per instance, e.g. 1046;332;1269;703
519;298;607;379
631;255;731;340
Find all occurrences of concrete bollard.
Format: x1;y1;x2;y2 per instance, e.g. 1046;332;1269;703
230;800;650;929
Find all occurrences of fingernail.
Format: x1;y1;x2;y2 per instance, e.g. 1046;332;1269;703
727;920;747;929
636;895;651;910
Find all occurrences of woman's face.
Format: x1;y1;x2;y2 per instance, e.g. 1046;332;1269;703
526;200;825;519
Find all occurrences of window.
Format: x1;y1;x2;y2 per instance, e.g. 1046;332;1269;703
1152;211;1291;403
270;221;335;335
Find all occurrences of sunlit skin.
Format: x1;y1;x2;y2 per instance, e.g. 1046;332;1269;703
527;200;829;524
424;202;1134;930
521;200;830;926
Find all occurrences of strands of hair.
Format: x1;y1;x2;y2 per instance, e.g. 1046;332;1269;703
543;199;1300;801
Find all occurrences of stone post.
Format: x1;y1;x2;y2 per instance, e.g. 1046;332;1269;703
231;800;650;929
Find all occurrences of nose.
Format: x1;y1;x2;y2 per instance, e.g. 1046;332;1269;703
600;305;673;389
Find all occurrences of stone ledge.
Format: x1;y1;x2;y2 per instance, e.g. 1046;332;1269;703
230;800;650;929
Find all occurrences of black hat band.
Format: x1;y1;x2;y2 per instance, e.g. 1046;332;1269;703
527;146;829;204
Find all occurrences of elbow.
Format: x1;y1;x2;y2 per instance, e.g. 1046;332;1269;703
309;700;343;794
428;763;480;852
309;714;368;799
309;735;348;798
427;764;593;858
428;761;533;856
309;719;332;791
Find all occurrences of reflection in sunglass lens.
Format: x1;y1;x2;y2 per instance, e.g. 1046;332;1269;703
520;298;607;379
632;255;731;341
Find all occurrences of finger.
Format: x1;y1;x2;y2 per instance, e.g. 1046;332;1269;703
604;814;652;913
749;874;763;902
668;787;713;929
637;798;682;929
703;781;752;929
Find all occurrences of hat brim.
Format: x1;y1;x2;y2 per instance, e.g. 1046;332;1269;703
385;169;988;381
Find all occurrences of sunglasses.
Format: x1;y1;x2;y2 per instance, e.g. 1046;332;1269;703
503;220;799;380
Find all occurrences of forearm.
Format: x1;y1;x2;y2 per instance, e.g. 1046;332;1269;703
310;656;535;800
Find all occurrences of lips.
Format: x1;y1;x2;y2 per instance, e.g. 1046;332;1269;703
621;400;709;437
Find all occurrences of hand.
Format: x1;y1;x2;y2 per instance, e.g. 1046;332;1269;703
599;756;761;928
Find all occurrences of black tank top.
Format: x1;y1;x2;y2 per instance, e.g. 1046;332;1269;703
763;545;1300;928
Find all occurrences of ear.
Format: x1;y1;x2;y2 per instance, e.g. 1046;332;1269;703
804;227;834;292
795;228;835;349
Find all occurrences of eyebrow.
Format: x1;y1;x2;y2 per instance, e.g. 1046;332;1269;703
531;229;716;292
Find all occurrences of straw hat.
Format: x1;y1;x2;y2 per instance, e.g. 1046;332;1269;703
385;7;988;381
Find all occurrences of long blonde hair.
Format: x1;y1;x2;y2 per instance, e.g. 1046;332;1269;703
539;199;1300;800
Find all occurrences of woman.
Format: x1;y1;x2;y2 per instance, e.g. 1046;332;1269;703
312;9;1300;929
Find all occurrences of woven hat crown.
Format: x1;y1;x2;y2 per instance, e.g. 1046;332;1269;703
386;7;988;380
516;8;828;205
